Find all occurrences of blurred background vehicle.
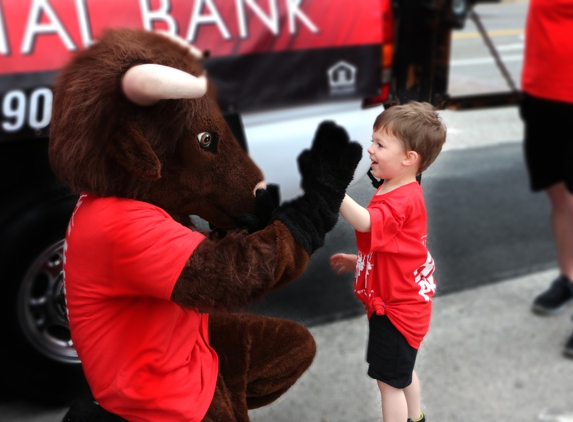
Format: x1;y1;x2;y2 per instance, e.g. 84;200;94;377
0;0;507;403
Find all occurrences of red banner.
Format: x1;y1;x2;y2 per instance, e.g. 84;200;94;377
0;0;384;75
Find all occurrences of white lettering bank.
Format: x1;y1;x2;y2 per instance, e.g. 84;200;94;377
0;0;319;56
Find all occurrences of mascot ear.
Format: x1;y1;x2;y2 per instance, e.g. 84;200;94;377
106;120;162;180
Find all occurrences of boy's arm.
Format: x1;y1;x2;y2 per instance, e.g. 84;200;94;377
339;194;371;232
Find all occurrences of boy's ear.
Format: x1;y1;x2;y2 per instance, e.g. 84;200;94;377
403;150;419;167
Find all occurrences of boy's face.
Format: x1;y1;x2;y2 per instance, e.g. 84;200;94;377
367;126;408;180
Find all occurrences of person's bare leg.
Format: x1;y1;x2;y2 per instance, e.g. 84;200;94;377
547;183;573;280
563;188;573;279
403;370;422;421
377;380;407;422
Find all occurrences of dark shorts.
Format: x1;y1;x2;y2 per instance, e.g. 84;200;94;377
366;314;418;389
520;93;573;193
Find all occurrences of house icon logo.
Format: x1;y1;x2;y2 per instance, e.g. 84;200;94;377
328;61;357;96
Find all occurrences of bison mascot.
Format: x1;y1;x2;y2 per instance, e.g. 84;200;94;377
51;29;362;422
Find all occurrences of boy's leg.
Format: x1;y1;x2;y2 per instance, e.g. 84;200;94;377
368;314;420;422
404;370;422;421
203;312;316;421
377;380;407;422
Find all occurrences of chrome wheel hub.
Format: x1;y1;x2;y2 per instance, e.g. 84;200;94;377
18;240;79;363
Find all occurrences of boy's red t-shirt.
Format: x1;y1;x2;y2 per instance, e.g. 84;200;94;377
521;0;573;103
354;182;435;349
63;193;218;422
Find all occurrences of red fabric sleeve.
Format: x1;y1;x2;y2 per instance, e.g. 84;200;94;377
102;201;205;300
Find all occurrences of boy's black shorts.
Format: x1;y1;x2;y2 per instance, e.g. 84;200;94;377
520;93;573;193
367;314;418;389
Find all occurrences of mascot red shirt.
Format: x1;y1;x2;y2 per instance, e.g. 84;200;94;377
353;182;435;349
64;193;218;421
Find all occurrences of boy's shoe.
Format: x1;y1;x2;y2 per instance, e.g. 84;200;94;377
532;275;573;315
407;412;425;422
565;328;573;359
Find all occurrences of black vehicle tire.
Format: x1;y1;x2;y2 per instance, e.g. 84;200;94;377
0;193;90;404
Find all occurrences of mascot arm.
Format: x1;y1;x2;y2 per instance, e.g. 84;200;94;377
171;220;308;310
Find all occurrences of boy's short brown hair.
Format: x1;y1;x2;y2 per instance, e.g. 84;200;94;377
373;101;446;173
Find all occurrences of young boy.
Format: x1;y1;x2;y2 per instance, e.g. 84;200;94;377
330;101;446;422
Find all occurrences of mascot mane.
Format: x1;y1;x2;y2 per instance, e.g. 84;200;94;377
50;29;262;227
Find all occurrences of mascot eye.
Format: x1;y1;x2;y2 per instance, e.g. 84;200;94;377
197;132;212;147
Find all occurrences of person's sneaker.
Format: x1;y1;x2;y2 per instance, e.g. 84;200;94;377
565;327;573;359
532;275;573;315
407;412;425;422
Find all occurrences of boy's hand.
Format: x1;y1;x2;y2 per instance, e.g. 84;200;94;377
330;253;358;275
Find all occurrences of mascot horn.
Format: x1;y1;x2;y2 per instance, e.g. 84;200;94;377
51;29;362;422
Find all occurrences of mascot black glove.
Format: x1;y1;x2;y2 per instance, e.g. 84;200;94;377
235;184;281;234
273;121;363;255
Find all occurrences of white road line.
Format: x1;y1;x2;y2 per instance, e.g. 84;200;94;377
538;409;573;422
450;54;523;66
495;43;524;51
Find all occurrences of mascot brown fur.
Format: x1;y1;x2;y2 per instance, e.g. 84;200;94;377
51;29;362;422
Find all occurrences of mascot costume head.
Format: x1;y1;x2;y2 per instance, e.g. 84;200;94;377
50;28;362;422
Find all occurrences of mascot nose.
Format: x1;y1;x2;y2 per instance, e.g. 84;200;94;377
253;180;267;196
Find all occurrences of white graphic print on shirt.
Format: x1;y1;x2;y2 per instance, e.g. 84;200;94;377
414;251;436;301
355;252;373;297
354;243;436;302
